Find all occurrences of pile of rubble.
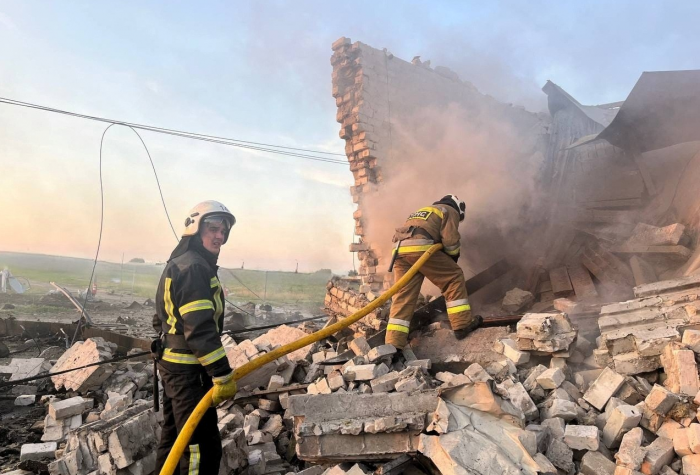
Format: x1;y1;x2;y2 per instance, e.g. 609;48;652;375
324;277;386;338
8;273;700;475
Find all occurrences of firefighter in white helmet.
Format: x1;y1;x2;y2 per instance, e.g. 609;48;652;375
154;200;237;475
385;195;482;349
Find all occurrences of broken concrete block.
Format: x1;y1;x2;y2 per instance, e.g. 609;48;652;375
370;371;400;393
292;390;438;462
48;396;92;420
342;363;388;381
367;345;396;362
564;424;599;451
541;417;566;438
683;330;700;353
395;375;427;393
50;338;115;393
523;365;548;391
419;407;540;475
261;414;283;438
657;420;682;440
506;382;538;420
312;350;337;364
349;336;372;356
526;424;549;453
616;427;644;470
546;437;574;472
252;324;314;361
674;427;693;457
303;363;324;384
537;368;565;390
427;399;451;434
267;374;285;390
1;357;49;382
107;409;157;469
327;371;346;391
658;466;678;475
279;392;290;410
638;401;663;434
602;404;642;448
244;413;260;436
645;384;680;416
499;339;530;365
532;453;557;475
20;442;57;462
102;391;131;419
435;372;457;384
642;436;675;475
687;423;700;454
517;313;554;340
584;367;626;411
541;399;579;421
502;288;534;313
314;378;333;395
258;398;281;411
14;395;35;406
581;450;616;475
662;343;700;396
683;454;700;475
464;363;493;383
405;359;432;370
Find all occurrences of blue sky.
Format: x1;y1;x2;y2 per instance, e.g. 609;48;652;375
0;1;698;272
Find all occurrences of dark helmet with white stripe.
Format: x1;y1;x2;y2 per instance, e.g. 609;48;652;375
435;195;466;221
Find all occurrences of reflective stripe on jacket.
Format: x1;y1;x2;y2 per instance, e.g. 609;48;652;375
395;204;461;256
153;249;231;377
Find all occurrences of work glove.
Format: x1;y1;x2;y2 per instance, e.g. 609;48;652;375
212;372;237;406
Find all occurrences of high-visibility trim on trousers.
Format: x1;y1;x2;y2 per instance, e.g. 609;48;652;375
162;348;199;365
446;299;471;314
447;304;471;314
387;317;410;334
188;444;200;475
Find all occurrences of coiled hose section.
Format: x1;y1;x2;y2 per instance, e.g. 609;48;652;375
159;243;443;475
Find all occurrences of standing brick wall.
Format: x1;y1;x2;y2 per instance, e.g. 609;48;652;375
330;37;547;305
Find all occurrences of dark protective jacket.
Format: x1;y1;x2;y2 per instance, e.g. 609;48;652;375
153;247;231;378
392;204;461;258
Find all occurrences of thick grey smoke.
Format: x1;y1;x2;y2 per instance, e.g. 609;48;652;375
361;103;547;278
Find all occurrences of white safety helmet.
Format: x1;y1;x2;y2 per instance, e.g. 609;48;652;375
436;194;466;221
183;201;236;243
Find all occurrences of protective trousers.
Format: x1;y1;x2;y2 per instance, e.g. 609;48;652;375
386;251;472;348
155;365;222;475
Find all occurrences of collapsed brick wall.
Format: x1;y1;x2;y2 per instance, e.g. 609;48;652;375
330;37;547;301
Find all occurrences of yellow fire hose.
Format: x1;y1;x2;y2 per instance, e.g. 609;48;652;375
159;243;443;475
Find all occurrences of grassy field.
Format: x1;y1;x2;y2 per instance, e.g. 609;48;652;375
0;251;332;310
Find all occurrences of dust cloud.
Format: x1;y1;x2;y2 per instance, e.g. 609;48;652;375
360;103;547;277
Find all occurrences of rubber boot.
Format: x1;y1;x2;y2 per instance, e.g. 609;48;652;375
453;315;483;340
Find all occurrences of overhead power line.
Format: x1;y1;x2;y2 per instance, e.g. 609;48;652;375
0;96;348;165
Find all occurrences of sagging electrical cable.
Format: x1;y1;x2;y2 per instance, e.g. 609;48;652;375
71;123;180;344
0;96;347;164
158;243;444;475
